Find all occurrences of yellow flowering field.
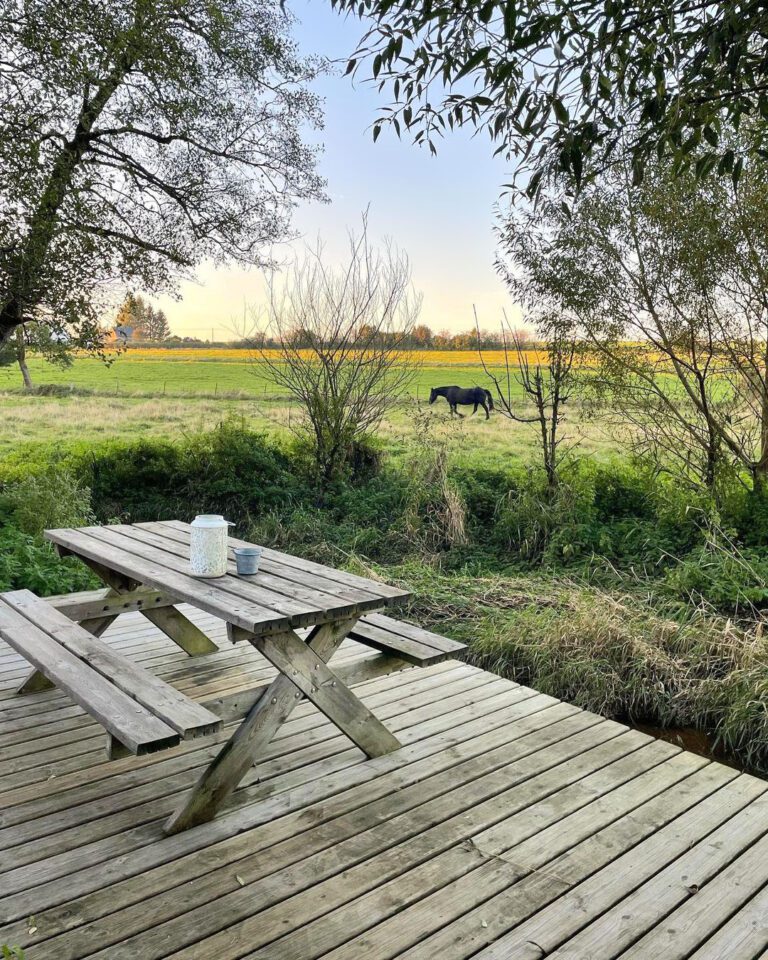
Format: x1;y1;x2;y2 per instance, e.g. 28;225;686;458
106;346;551;366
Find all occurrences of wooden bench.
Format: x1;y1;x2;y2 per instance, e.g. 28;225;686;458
228;608;467;667
349;612;467;665
0;589;222;758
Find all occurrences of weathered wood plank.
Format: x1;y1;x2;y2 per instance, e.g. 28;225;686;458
546;791;768;960
687;882;768;960
201;651;411;725
252;628;402;758
158;520;410;601
0;666;476;844
0;674;538;912
349;620;462;665
94;524;331;622
131;522;385;616
3;602;768;960
164;617;362;833
73;549;221;656
120;721;628;960
47;587;174;622
143;521;394;613
363;612;467;654
474;773;767;960
394;760;740;960
3;590;221;740
0;600;180;756
45;527;292;635
318;745;703;960
618;829;768;959
17;707;602;959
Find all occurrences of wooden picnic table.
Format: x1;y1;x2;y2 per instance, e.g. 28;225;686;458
43;520;414;833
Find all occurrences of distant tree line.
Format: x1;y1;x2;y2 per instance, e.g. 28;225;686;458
242;324;532;351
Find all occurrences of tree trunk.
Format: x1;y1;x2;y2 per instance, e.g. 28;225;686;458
16;326;32;389
756;345;768;493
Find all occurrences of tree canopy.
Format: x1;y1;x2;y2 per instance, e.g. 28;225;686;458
334;0;768;195
498;148;768;490
0;0;325;348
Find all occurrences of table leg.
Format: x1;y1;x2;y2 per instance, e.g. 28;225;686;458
164;616;360;834
79;556;218;656
251;629;402;759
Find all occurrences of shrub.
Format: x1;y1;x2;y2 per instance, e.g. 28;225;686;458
86;422;306;529
663;542;768;613
0;526;96;595
0;466;94;536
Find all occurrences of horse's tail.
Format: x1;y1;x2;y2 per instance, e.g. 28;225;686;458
484;389;494;410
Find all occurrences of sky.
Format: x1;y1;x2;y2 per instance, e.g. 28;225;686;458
156;0;518;340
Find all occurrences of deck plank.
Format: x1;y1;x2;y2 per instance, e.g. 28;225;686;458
1;612;767;960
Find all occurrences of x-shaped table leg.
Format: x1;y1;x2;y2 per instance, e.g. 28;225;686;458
165;616;402;834
78;556;218;656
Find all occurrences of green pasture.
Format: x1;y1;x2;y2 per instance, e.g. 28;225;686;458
0;354;515;400
0;352;623;469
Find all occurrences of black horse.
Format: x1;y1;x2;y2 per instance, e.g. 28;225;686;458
429;385;494;419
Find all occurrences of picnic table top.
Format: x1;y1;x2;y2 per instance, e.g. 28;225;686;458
45;520;409;637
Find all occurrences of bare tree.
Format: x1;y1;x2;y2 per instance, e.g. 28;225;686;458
250;221;422;481
478;308;577;489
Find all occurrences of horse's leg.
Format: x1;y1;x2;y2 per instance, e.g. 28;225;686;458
483;401;490;420
472;403;478;416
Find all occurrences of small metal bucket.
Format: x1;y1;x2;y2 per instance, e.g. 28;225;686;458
233;546;262;576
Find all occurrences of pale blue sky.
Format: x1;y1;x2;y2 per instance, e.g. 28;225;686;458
158;0;517;339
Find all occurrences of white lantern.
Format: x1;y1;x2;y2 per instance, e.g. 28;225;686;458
189;514;230;578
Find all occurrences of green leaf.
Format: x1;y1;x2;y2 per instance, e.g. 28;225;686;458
454;46;491;83
552;97;569;124
503;3;517;41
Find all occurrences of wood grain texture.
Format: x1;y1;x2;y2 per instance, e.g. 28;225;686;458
2;606;768;960
0;598;180;755
163;618;362;834
3;591;221;740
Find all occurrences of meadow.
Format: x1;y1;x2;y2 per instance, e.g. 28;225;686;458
0;348;536;397
0;349;616;464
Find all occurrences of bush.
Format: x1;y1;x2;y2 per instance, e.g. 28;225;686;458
0;526;96;595
663;542;768;612
86;422;306;529
0;466;94;536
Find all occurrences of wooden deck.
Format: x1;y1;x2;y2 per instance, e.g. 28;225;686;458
1;609;767;959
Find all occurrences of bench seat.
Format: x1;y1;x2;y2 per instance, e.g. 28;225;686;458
0;589;221;757
349;612;466;665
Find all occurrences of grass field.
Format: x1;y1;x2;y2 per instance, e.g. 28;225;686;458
0;350;526;398
0;350;617;464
